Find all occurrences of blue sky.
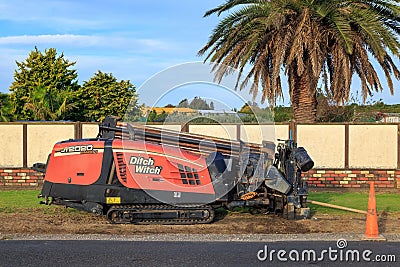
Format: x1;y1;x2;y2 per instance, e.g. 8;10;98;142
0;0;399;108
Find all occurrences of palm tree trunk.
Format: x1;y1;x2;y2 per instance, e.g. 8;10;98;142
291;73;317;123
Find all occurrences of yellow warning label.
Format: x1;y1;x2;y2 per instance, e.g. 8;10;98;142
106;197;121;204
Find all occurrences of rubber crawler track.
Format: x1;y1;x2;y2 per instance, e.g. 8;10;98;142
106;204;215;225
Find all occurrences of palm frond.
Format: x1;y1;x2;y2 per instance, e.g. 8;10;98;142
199;0;400;121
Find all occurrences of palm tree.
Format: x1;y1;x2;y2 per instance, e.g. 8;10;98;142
199;0;400;122
24;86;74;121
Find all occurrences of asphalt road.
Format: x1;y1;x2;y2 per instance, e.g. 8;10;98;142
0;240;399;267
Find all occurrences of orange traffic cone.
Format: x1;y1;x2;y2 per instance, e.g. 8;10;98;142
363;181;386;241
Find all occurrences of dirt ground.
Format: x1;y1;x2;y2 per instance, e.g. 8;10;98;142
1;207;399;236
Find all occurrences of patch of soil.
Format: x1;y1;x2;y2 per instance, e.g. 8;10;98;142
1;207;399;235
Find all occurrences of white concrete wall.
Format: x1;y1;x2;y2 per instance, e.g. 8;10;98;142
349;125;398;169
27;124;75;166
0;125;23;167
0;122;398;169
297;125;345;168
82;124;99;138
188;124;237;140
275;125;289;141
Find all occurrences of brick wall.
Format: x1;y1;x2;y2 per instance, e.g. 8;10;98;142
0;168;399;189
0;169;44;187
303;169;400;189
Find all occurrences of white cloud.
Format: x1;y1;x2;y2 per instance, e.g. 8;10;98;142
0;34;177;51
0;34;100;46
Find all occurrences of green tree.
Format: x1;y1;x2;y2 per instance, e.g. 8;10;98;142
209;101;215;110
0;92;13;122
238;102;274;122
145;110;169;122
9;47;79;120
146;110;157;122
74;71;139;122
273;106;293;122
189;96;212;110
164;104;176;108
316;89;354;122
24;85;74;121
177;98;189;108
154;111;168;122
199;0;400;123
239;103;253;114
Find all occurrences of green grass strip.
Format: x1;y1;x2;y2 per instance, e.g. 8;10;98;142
308;192;400;214
0;189;399;215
